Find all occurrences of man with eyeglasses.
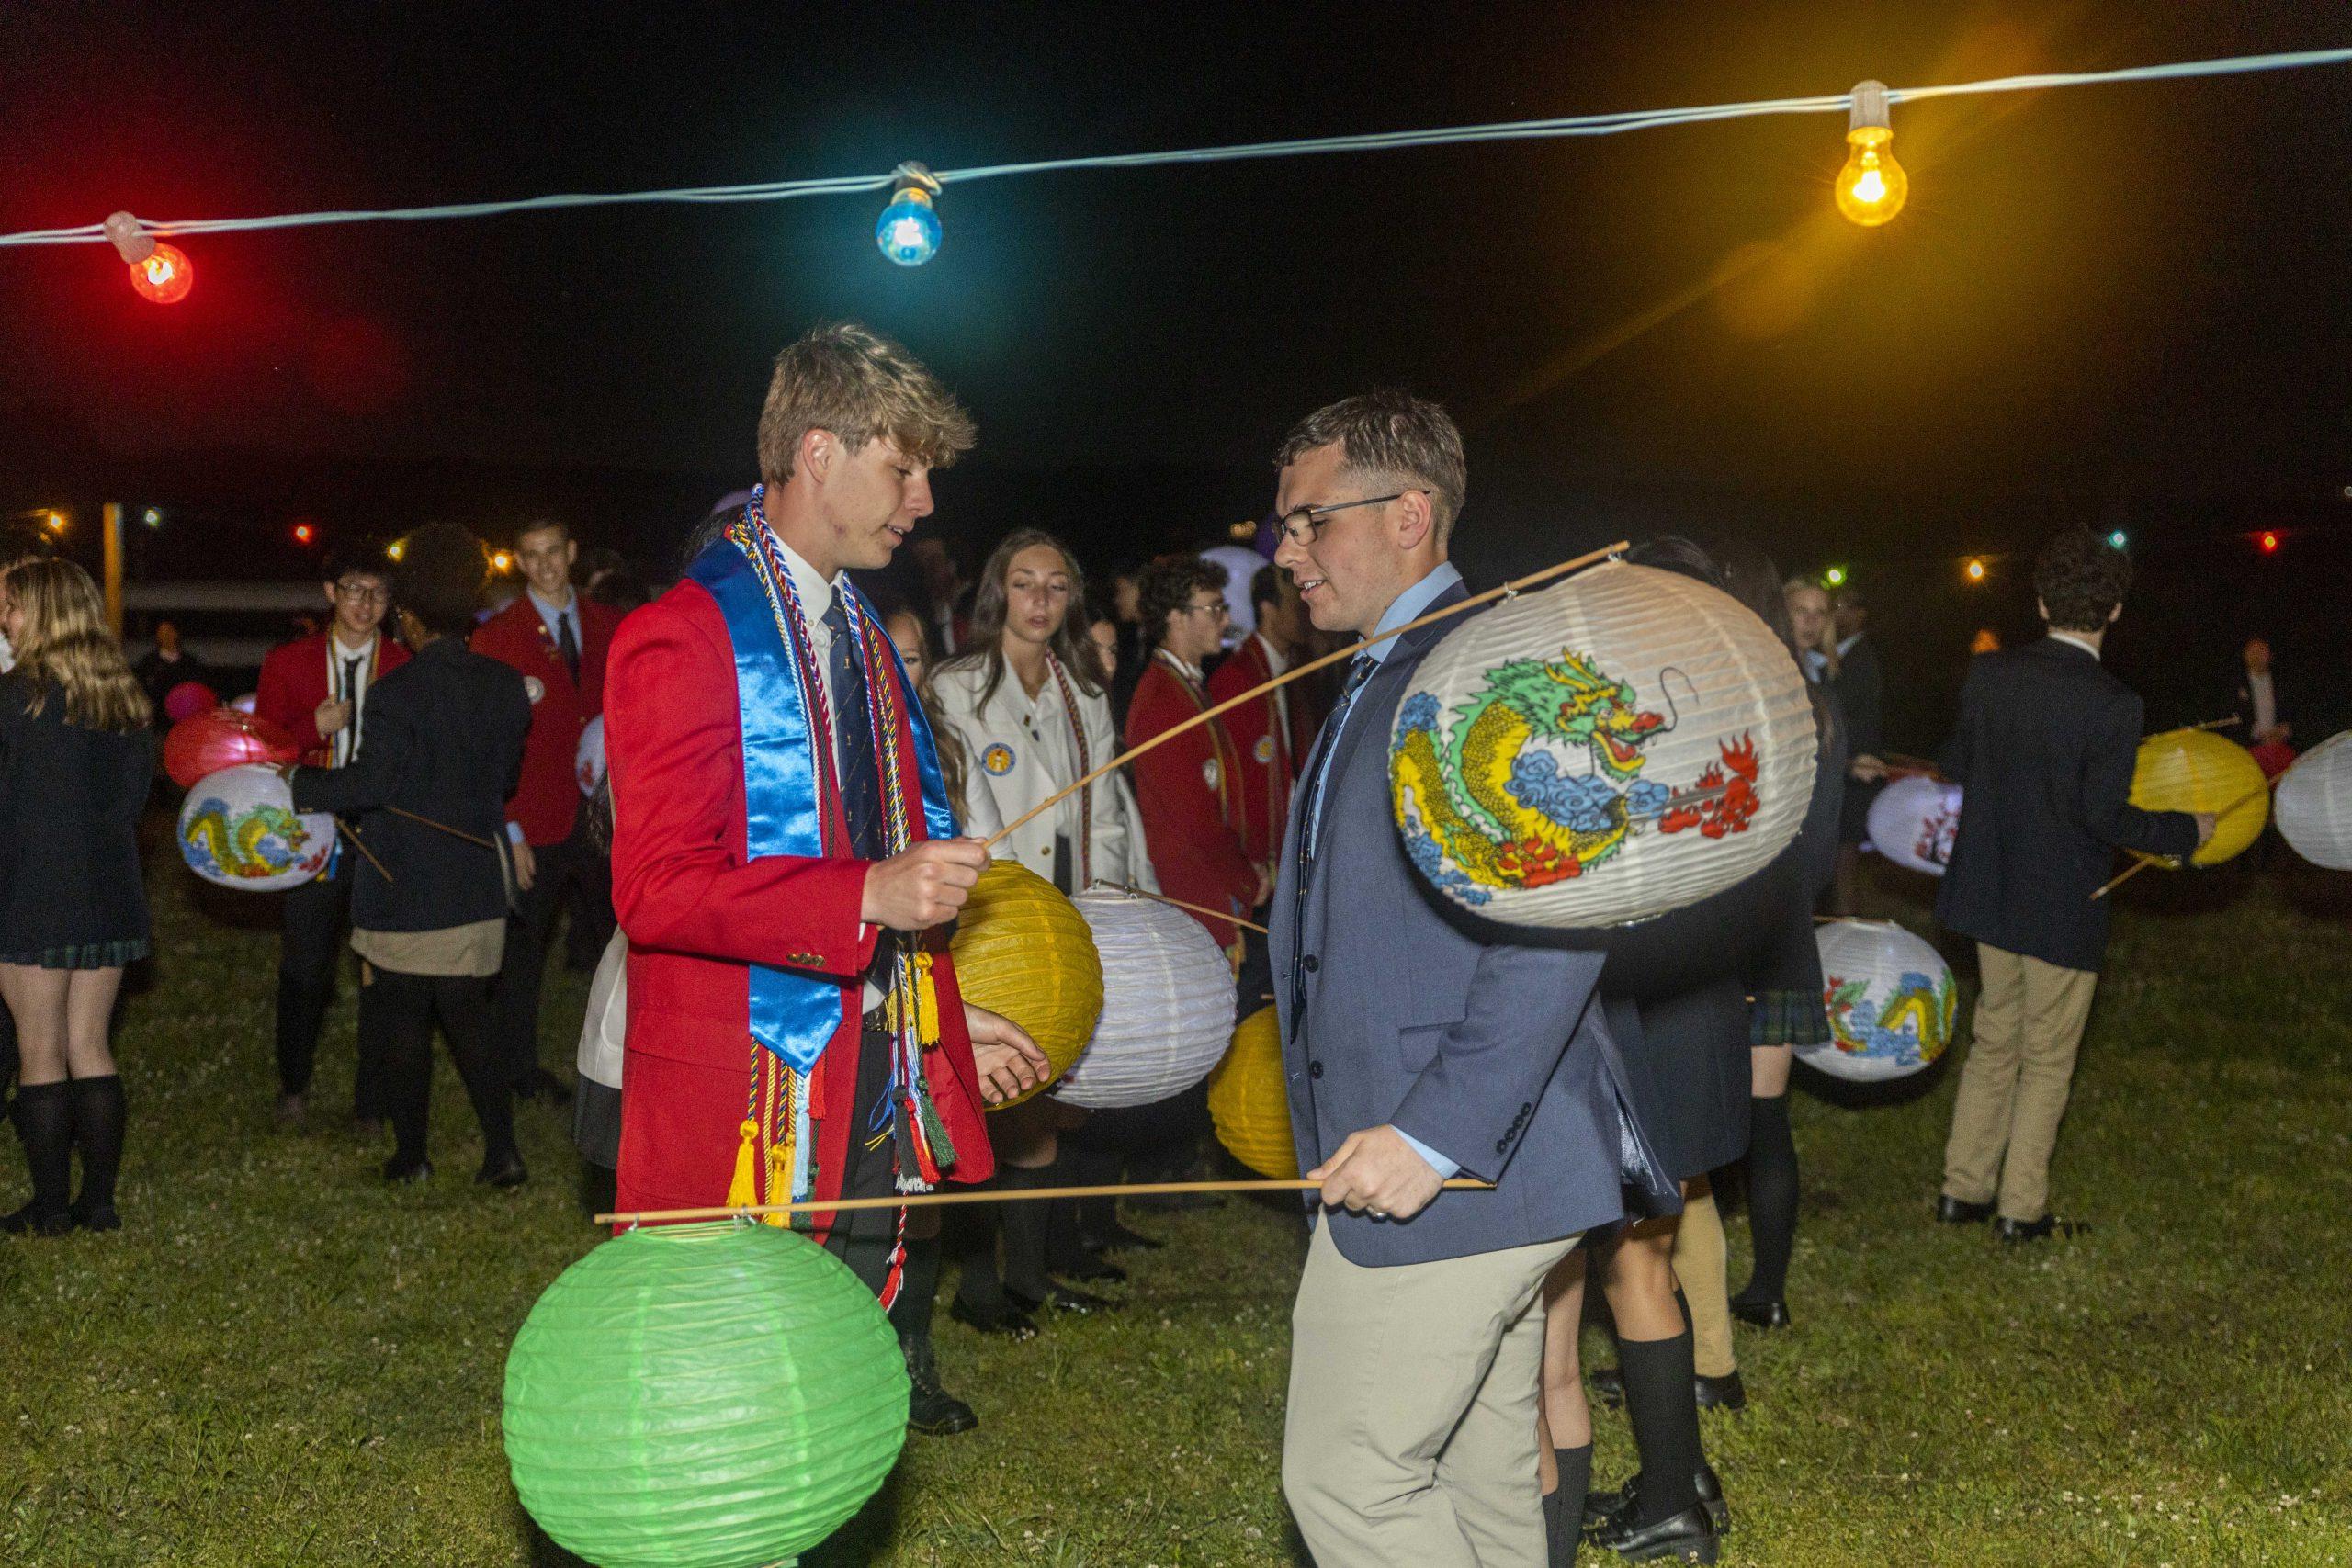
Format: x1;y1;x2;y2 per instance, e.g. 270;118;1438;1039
1268;391;1636;1568
255;550;409;1130
1124;553;1265;953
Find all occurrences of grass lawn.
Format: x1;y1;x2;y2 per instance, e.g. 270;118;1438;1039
4;835;2350;1565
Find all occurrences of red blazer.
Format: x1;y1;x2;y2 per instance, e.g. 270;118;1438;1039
254;630;411;767
1205;634;1315;867
1125;655;1258;945
469;593;621;846
605;578;995;1235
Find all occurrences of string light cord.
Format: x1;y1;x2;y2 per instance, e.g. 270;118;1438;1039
1;46;2344;250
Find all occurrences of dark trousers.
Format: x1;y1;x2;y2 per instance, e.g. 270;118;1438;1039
492;822;609;1088
821;1025;931;1338
560;847;616;970
372;967;516;1171
277;858;390;1113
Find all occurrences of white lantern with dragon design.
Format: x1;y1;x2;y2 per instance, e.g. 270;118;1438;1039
1867;774;1963;876
1390;560;1816;931
177;763;337;892
1800;919;1958;1083
2276;731;2352;871
1050;889;1234;1110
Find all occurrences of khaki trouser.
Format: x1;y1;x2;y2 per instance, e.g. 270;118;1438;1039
1672;1183;1736;1379
1941;943;2099;1222
1283;1221;1578;1568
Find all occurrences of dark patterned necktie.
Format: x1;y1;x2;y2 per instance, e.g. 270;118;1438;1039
1301;655;1374;863
338;656;362;765
822;592;886;861
556;611;581;682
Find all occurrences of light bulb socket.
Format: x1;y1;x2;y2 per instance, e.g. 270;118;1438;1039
103;210;157;265
1849;80;1893;136
890;161;943;197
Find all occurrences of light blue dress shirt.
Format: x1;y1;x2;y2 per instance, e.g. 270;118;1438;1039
527;587;579;653
1305;562;1465;1181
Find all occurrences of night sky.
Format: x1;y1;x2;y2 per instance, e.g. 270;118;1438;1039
5;2;2346;738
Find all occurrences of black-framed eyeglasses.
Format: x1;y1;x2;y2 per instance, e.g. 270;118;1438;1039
1274;490;1421;548
334;581;390;604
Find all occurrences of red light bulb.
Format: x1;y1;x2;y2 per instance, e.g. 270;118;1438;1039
129;243;194;305
2258;530;2280;554
291;523;317;546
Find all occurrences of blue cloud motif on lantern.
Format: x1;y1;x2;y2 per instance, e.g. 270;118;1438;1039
1509;750;1669;831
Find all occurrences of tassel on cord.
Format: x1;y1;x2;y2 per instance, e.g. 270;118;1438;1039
726;1119;760;1209
913;950;941;1046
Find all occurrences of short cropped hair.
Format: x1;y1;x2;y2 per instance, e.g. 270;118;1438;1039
756;321;977;487
1137;554;1227;647
1250;563;1283;617
1274;389;1468;545
322;547;391;589
394;522;491;637
2034;527;2132;632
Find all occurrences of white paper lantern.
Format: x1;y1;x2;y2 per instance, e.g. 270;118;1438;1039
2276;730;2352;871
177;764;337;892
575;713;606;796
1798;919;1958;1083
1391;559;1816;931
1866;774;1963;876
1051;890;1234;1110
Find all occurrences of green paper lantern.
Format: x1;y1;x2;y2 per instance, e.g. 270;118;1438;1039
503;1221;908;1568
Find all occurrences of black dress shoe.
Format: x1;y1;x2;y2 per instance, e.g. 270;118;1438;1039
1590;1502;1719;1563
1005;1282;1120;1315
1589;1365;1627;1408
1586;1466;1730;1541
1994;1214;2086;1244
1729;1295;1791;1331
69;1199;121;1234
1935;1193;1996;1224
1081;1217;1165;1253
476;1155;529;1190
1694;1371;1747;1412
948;1296;1039;1340
380;1156;434;1185
901;1337;978;1436
0;1201;73;1237
1052;1252;1127;1284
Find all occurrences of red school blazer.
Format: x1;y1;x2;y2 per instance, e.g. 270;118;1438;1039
469;593;622;847
603;579;996;1235
1204;634;1316;868
254;629;412;768
1125;656;1259;946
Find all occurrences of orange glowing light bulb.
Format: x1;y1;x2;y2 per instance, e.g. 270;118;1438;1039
1835;82;1908;228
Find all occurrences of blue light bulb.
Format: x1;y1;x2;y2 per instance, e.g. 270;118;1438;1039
2107;529;2128;549
876;187;941;266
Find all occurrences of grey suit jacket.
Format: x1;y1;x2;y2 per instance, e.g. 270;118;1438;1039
1272;581;1657;1268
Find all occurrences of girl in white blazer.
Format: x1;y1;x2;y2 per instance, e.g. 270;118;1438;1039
922;531;1144;1328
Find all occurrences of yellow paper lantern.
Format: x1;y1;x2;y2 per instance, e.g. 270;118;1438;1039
1208;1006;1295;1179
948;861;1104;1107
2130;728;2269;866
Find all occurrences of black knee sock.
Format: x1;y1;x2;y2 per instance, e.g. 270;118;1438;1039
1548;1443;1590;1564
8;1082;72;1220
66;1075;125;1215
1619;1330;1702;1526
1739;1093;1797;1303
997;1164;1056;1300
948;1200;1008;1310
889;1232;943;1343
1062;1142;1122;1239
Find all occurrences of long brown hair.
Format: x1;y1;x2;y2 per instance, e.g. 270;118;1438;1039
939;527;1102;712
5;558;151;731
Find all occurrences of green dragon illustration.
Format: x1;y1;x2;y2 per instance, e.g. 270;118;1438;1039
183;802;315;879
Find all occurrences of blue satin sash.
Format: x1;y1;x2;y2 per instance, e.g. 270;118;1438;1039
685;532;959;1074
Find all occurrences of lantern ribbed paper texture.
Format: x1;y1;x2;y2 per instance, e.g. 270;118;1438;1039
1866;775;1962;876
2276;731;2352;871
177;764;336;892
949;861;1105;1106
1800;919;1958;1083
1051;891;1233;1110
164;707;300;791
2130;728;2268;866
1208;1006;1296;1179
1391;560;1815;930
503;1222;908;1568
